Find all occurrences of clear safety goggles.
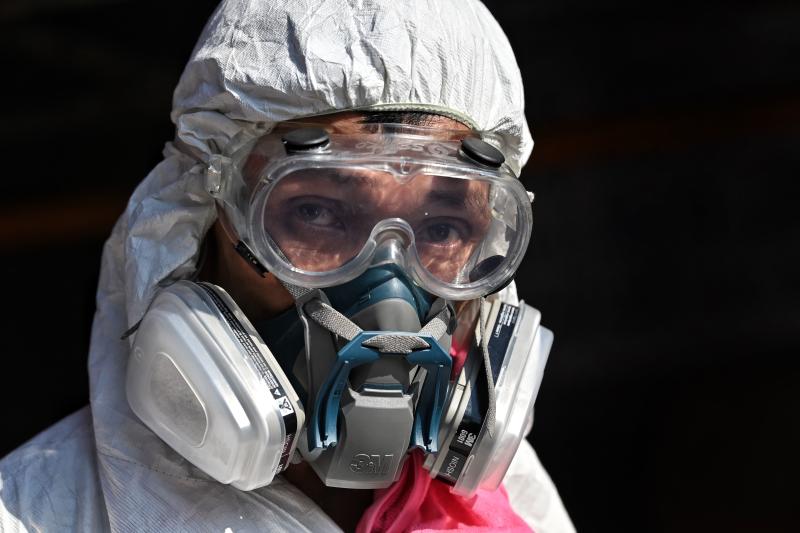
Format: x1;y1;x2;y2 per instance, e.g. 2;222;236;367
214;123;534;301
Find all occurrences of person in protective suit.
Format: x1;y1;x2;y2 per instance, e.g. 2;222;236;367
0;1;575;531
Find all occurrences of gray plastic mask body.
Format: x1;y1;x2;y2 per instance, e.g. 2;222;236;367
306;384;415;488
260;264;451;488
305;296;445;488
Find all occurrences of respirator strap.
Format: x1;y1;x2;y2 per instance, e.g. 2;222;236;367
282;282;452;351
363;300;451;353
478;297;497;437
282;280;454;452
284;280;495;436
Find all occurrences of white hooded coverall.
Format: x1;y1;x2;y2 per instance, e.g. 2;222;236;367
0;1;574;531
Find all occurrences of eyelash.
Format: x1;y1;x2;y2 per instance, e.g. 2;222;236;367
286;197;346;231
284;197;473;242
416;218;472;245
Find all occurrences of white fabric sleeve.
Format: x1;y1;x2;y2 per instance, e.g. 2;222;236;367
504;439;576;533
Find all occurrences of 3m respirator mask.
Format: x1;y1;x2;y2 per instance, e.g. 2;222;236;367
125;123;553;496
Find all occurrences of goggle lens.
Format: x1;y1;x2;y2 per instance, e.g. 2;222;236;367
262;167;519;286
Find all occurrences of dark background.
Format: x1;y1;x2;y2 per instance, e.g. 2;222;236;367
1;1;798;531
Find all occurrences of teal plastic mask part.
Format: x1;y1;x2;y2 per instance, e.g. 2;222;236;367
254;307;308;400
308;330;451;453
406;341;452;453
323;263;435;320
254;264;436;400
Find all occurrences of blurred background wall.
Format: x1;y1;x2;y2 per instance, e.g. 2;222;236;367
1;1;798;531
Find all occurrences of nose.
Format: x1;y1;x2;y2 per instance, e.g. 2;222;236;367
371;236;407;270
369;219;415;269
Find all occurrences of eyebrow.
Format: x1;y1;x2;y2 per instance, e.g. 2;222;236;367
426;189;467;208
296;169;489;213
332;170;381;188
425;185;489;214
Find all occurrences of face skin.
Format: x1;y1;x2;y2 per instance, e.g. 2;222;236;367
264;168;492;281
201;111;476;324
198;112;476;531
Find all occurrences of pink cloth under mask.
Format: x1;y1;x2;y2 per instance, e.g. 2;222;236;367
355;343;532;533
355;451;531;533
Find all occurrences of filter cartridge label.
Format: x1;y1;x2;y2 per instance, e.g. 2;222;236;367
488;303;518;382
438;449;468;485
437;302;520;485
199;283;298;472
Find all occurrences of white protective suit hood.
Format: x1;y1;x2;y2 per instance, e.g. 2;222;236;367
1;1;575;531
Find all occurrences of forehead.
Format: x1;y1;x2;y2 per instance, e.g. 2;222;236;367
242;111;475;184
275;111;473;136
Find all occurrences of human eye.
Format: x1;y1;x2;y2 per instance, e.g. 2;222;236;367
290;197;344;230
296;203;338;227
416;218;472;246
